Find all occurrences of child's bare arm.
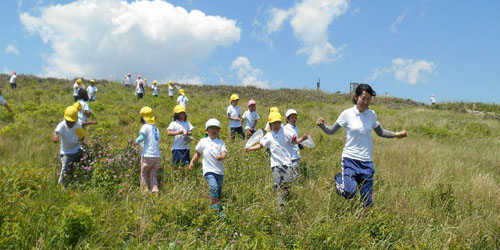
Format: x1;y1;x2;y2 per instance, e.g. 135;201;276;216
189;152;201;170
216;151;227;161
52;131;60;143
245;143;263;152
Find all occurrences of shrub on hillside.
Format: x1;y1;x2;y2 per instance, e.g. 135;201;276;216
58;203;93;247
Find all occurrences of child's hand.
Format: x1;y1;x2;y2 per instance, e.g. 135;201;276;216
317;117;325;126
394;130;408;138
178;130;184;135
216;155;224;161
301;133;308;140
189;162;194;170
245;147;250;152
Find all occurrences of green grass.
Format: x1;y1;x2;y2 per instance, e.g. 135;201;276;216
0;74;499;249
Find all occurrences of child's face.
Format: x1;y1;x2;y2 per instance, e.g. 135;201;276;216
207;127;220;139
249;104;256;112
270;121;281;132
65;120;76;128
287;114;297;125
231;100;239;106
178;112;186;121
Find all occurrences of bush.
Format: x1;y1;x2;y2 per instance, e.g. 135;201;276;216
58;203;93;247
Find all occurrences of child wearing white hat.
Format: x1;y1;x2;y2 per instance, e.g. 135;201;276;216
190;118;227;215
284;109;308;180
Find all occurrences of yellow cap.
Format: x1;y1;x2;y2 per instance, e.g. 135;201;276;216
76;79;83;85
269;107;279;113
268;112;282;123
72;101;82;111
168;81;173;86
75;127;88;139
90;79;96;83
144;79;147;82
140;106;155;124
230;94;240;101
153;80;157;85
64;106;78;122
174;105;186;114
179;89;185;95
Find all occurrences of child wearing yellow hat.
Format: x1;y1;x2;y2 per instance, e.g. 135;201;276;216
52;105;87;188
227;94;245;140
136;107;161;192
73;79;83;102
87;79;98;102
245;112;294;206
151;80;159;97
168;81;174;99
168;105;194;166
177;89;188;108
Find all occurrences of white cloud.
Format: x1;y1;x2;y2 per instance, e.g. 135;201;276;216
369;58;437;85
390;8;409;33
262;0;349;66
20;0;241;81
5;44;20;55
230;56;269;89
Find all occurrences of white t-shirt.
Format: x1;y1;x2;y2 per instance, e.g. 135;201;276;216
73;83;81;96
177;95;188;107
9;75;16;83
167;120;194;150
265;122;283;132
136;80;144;94
284;123;300;160
87;86;97;99
260;128;292;167
55;121;83;154
242;110;260;130
139;123;161;157
195;137;227;176
168;86;173;96
125;76;131;86
227;105;242;128
336;106;380;162
78;100;90;122
0;96;6;114
152;85;159;96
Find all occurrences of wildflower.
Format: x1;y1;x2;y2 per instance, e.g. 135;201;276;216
234;232;238;237
231;239;236;243
197;228;201;232
281;232;285;236
177;240;181;244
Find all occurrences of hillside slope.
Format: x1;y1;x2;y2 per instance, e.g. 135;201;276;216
0;75;499;249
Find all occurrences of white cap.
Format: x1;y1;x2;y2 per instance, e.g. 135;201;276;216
285;109;297;118
205;118;221;129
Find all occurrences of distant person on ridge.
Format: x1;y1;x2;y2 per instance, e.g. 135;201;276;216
317;83;407;207
430;94;436;106
87;79;98;102
152;80;159;98
190;118;227;216
9;71;17;89
227;94;245;140
0;89;13;115
177;89;188;108
135;106;161;192
53;105;87;188
73;79;84;102
125;73;132;88
168;81;174;99
135;75;144;99
242;99;260;138
168;105;194;167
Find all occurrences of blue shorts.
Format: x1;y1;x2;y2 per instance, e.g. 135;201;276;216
172;149;190;165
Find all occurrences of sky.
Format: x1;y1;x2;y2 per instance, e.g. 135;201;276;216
1;0;499;103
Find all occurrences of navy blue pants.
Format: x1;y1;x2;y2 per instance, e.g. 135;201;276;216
230;126;245;140
172;149;190;166
335;157;374;207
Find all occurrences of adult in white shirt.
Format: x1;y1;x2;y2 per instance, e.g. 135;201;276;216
73;79;83;102
0;89;13;115
176;89;188;108
317;84;407;207
53;105;87;187
190;118;227;215
227;94;245;140
283;109;308;180
87;79;98;102
9;71;17;89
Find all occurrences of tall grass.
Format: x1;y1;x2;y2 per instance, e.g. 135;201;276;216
0;75;498;248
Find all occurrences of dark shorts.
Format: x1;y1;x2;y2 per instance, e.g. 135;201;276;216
137;93;144;99
73;95;78;102
230;126;245;140
172;149;190;165
10;82;16;89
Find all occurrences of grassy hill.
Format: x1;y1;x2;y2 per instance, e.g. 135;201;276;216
0;75;499;249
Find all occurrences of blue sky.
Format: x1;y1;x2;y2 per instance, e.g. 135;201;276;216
1;0;499;103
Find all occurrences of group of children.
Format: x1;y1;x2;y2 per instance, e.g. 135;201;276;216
53;82;407;215
125;73;176;100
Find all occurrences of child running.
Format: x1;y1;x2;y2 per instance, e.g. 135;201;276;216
87;79;98;102
190;118;227;215
167;105;194;167
135;75;144;99
75;88;97;127
284;109;308;179
168;81;174;99
317;83;407;207
227;94;245;140
152;80;159;97
246;112;294;206
177;89;188;108
52;105;87;188
135;106;161;192
242;99;260;138
73;79;83;101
